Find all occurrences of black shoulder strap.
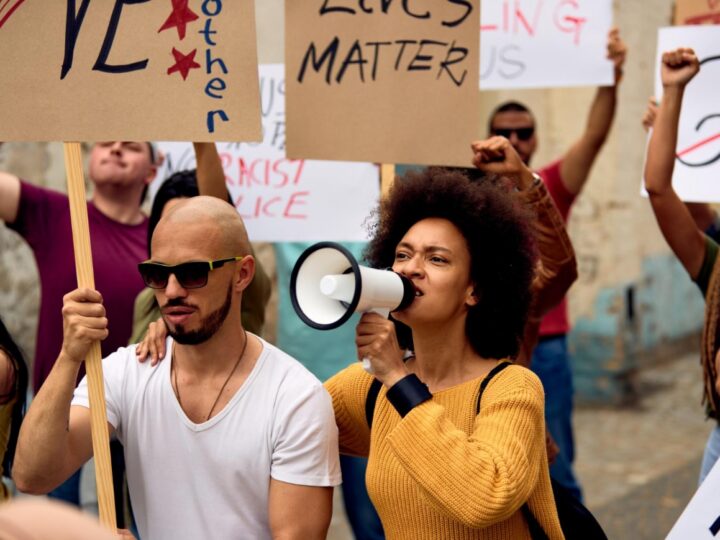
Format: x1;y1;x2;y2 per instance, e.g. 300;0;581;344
475;361;549;540
366;378;383;429
475;361;511;415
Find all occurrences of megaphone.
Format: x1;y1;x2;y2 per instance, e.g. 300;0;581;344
290;242;415;372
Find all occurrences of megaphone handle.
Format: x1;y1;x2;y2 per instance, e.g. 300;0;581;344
361;308;391;374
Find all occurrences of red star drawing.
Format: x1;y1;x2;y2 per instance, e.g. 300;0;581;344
167;48;200;81
158;0;199;40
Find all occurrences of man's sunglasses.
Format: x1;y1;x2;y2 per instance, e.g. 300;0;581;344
491;127;535;141
138;257;244;289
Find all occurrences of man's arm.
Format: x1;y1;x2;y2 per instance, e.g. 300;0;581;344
644;48;706;279
194;142;228;200
268;480;333;540
12;288;113;494
0;171;21;224
560;28;627;196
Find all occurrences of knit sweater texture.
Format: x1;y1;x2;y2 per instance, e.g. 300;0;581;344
325;363;564;539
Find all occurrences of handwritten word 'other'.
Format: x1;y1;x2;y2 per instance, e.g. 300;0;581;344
298;38;469;86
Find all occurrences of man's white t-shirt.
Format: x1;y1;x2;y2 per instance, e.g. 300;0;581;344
72;336;341;540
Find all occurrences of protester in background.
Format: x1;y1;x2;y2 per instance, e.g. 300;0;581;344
0;317;28;500
325;155;563;538
13;196;341;540
644;47;720;485
486;27;627;500
642;96;720;239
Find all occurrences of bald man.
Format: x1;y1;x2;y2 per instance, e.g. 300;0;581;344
12;197;341;540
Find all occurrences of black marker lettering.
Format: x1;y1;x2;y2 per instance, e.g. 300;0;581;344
93;0;150;74
393;39;416;70
319;0;355;15
297;38;340;84
61;0;92;79
367;41;392;80
408;39;446;71
443;0;473;28
437;40;467;86
336;40;367;83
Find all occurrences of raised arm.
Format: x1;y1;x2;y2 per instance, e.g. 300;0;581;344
560;28;627;195
12;288;113;494
471;136;577;367
644;47;706;279
194;142;228;200
642;96;719;234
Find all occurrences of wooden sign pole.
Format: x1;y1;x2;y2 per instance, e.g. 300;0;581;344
63;142;117;529
380;164;396;198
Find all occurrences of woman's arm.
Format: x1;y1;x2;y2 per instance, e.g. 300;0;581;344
644;48;706;279
324;364;375;457
385;367;545;528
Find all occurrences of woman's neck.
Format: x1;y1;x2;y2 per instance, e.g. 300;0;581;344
409;322;495;392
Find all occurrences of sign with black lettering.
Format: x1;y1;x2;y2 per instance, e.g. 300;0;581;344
285;0;481;167
0;0;261;141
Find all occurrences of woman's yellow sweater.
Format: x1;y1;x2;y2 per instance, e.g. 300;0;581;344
325;363;564;539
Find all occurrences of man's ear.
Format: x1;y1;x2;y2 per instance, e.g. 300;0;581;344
235;255;256;292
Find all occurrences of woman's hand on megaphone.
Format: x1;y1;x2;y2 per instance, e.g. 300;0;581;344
356;312;408;388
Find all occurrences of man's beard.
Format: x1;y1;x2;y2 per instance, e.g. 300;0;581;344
166;283;233;345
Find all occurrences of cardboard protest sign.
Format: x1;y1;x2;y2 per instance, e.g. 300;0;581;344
0;0;261;141
667;456;720;539
156;65;379;242
285;0;481;167
648;26;720;202
479;0;614;90
674;0;720;25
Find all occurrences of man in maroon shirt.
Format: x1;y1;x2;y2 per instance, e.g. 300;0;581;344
0;141;158;517
487;29;627;501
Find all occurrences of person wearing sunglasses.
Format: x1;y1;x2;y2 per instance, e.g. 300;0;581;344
486;28;627;503
13;195;341;540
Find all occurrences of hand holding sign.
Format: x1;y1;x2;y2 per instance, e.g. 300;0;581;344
607;27;627;83
661;47;700;89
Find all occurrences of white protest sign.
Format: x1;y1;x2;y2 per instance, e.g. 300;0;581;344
155;64;379;242
652;26;720;202
479;0;614;90
667;456;720;539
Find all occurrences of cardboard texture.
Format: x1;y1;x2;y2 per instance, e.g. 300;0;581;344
0;0;261;141
674;0;720;25
285;0;481;167
479;0;614;90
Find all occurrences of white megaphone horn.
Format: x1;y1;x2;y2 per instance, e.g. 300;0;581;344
290;242;415;372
